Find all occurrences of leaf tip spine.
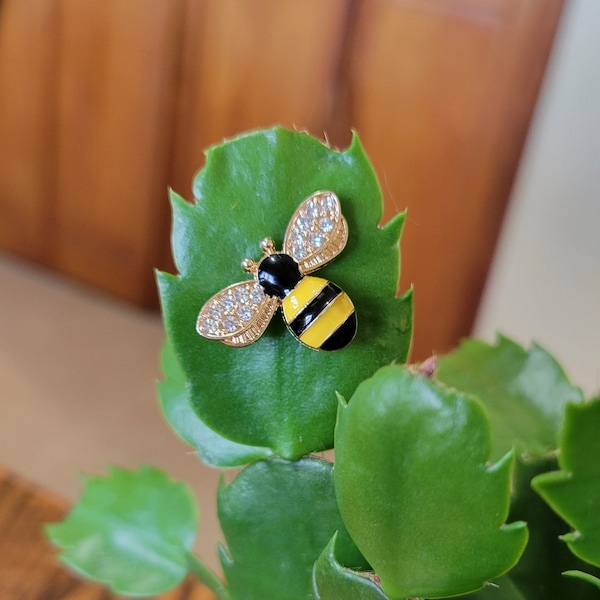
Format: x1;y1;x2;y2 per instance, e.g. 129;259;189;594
336;391;348;409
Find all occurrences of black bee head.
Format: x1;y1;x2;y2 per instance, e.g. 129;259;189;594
257;253;302;299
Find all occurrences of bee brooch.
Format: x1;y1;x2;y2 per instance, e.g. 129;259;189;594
196;191;357;351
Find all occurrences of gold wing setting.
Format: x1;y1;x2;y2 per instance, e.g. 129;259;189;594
196;280;279;347
283;191;348;274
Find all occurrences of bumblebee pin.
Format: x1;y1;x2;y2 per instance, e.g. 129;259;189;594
196;191;357;351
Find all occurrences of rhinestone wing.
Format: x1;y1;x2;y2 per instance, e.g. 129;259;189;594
196;280;279;347
283;191;348;274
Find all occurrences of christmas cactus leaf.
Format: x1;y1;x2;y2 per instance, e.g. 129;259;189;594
564;570;600;589
157;127;412;459
438;339;598;598
334;365;528;600
436;335;584;461
313;534;389;600
217;458;366;600
461;456;600;599
46;466;197;596
157;338;273;468
532;397;600;568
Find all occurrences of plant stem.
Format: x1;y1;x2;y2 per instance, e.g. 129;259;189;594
187;552;231;600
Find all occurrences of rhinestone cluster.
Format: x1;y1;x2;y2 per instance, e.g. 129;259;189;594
198;282;265;337
286;192;338;260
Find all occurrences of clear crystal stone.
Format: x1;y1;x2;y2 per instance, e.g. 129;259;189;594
307;201;320;217
220;294;235;310
250;286;264;303
208;306;222;320
200;318;218;335
223;315;238;332
238;305;253;321
293;244;307;259
288;231;302;245
323;193;336;209
309;232;324;248
234;288;249;303
297;215;311;230
319;217;333;232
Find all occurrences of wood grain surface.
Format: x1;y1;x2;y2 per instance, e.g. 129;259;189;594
0;465;215;600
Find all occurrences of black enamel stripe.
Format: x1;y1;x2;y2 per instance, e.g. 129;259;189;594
320;311;357;351
288;282;341;337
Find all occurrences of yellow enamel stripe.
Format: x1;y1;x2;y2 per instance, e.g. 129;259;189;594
299;292;355;349
282;276;328;322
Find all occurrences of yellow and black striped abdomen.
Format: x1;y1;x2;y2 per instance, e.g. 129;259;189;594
282;276;357;351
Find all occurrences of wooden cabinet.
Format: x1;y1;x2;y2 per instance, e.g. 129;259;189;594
0;0;57;262
0;0;563;357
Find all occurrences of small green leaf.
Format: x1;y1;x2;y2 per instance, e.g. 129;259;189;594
335;365;528;599
46;466;197;596
564;570;600;589
217;458;366;600
533;397;600;568
157;338;273;467
436;336;584;461
313;534;389;600
158;127;412;459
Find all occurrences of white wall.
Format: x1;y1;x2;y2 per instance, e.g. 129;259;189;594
475;0;600;396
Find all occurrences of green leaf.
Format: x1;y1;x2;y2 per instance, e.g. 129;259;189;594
334;365;528;599
157;338;273;467
313;534;389;600
533;397;600;568
158;127;412;459
436;335;584;461
461;457;600;599
217;457;366;600
564;570;600;589
437;337;599;598
46;465;197;596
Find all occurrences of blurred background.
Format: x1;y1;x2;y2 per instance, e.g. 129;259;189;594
0;0;598;575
